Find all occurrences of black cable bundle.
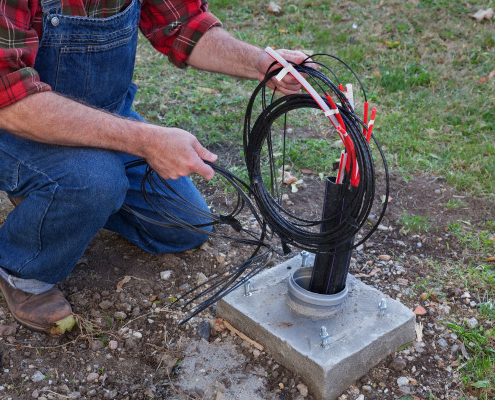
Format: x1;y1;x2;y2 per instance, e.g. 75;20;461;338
124;54;389;323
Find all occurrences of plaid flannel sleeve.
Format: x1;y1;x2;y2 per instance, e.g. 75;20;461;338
139;0;221;68
0;0;50;108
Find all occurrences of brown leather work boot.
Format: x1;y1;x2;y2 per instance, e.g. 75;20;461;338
0;276;76;335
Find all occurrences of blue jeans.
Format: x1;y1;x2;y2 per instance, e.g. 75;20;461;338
0;0;211;293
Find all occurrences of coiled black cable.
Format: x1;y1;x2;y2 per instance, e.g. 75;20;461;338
124;54;389;323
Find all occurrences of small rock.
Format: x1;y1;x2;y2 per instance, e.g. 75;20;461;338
160;270;173;280
389;357;407;372
99;300;113;310
108;340;118;350
437;338;448;347
196;272;208;286
0;324;17;336
179;283;190;291
296;383;308;397
397;376;409;386
467;317;478;329
87;372;99;382
32;390;39;398
461;291;471;299
420;293;428;301
451;344;460;355
31;371;45;382
413;305;427;316
114;311;127;320
132;331;143;339
197;321;211;341
356;395;364;400
91;340;104;351
362;385;372;392
378;254;391;261
69;392;81;399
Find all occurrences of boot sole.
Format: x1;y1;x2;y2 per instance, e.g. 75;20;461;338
10;312;77;335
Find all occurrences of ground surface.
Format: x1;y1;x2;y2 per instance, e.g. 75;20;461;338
0;167;493;399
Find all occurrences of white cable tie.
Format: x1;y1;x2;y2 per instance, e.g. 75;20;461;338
368;119;375;126
345;84;354;109
324;109;339;117
275;64;295;81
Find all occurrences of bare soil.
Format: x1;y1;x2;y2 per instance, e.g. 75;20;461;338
0;168;493;400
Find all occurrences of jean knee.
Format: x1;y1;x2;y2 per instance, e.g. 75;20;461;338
61;151;129;216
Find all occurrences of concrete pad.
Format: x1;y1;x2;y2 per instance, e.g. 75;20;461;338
218;254;416;400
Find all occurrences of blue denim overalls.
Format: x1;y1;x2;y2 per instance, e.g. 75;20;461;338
0;0;210;293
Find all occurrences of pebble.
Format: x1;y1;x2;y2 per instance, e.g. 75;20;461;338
31;371;45;382
160;270;173;280
413;305;427;316
32;390;39;398
467;317;478;329
0;324;17;337
437;338;448;347
99;300;113;310
356;395;364;400
389;357;407;372
196;272;208;286
397;376;409;386
378;255;391;261
297;383;308;397
197;321;211;341
87;372;99;382
132;331;143;339
108;340;118;350
114;311;127;320
362;385;372;392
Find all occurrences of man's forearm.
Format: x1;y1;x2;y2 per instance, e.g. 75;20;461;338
187;27;262;79
0;92;217;180
0;92;151;155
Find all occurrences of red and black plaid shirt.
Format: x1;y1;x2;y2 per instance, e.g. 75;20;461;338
0;0;220;108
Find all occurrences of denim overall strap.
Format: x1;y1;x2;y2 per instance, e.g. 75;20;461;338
34;0;142;112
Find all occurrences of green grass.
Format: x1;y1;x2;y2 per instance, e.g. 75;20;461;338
399;210;431;234
446;321;495;399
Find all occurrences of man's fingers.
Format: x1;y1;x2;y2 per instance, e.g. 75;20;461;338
192;141;217;180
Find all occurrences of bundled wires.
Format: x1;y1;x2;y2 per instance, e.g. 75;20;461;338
124;48;389;323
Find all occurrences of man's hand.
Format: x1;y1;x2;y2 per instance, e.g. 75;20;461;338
144;127;217;180
255;49;310;95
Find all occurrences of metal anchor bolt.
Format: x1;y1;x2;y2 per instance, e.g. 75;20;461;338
244;280;252;297
319;326;330;349
300;251;309;268
378;298;387;315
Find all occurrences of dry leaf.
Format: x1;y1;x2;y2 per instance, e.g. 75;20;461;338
486;257;495;262
355;268;381;278
149;295;157;302
489;70;495;79
267;1;281;14
470;8;494;22
479;77;488;83
301;169;313;174
278;29;288;34
116;276;132;292
283;175;298;185
197;87;219;94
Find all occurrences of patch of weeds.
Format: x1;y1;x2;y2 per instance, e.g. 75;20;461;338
399;210;431;234
445;197;467;210
448;221;494;255
446;321;495;399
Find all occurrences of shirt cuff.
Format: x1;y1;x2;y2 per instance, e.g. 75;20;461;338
0;68;51;109
169;12;222;69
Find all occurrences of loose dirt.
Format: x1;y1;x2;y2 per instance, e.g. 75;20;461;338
0;169;493;400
